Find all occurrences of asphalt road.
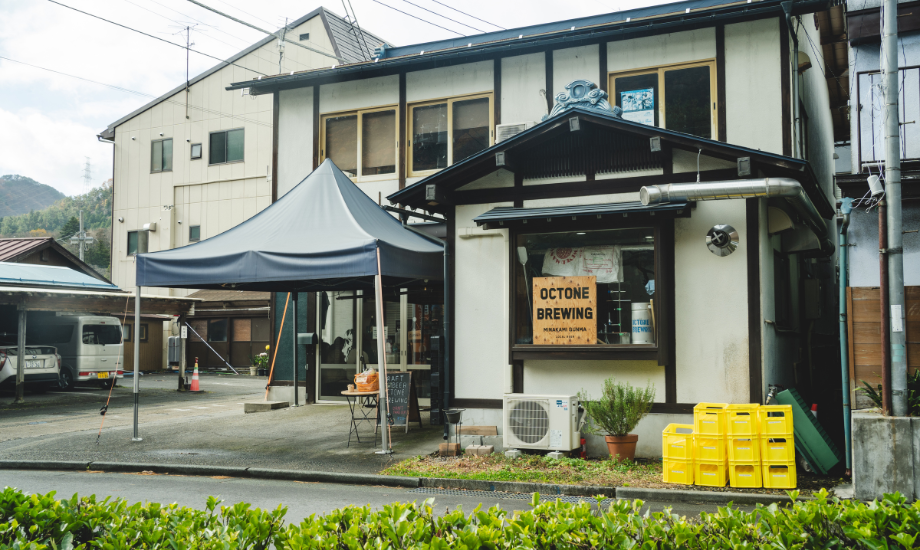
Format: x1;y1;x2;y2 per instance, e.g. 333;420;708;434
0;469;742;521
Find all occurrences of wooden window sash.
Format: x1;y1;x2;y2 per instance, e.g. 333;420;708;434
319;105;399;183
407;92;494;178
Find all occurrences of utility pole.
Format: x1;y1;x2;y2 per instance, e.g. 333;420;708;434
882;0;908;416
70;211;94;262
186;26;191;120
278;18;288;74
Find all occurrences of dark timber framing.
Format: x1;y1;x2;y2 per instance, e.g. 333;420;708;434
493;59;502;127
746;199;763;403
780;16;792;157
598;41;608;90
399;73;407;189
715;25;727;142
272;92;280;202
312;86;320;170
544;50;553;115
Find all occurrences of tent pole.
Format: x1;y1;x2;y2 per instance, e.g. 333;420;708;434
132;285;142;442
375;249;392;454
292;293;299;407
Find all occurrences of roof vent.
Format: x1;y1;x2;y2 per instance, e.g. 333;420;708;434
496;121;536;143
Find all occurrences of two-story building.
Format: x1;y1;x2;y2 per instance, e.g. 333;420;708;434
229;0;842;456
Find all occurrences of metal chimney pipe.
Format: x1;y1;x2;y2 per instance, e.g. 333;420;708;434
640;178;834;255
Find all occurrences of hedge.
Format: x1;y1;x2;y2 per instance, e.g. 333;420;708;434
2;486;919;549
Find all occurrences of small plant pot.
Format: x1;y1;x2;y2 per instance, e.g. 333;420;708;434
249;366;258;376
605;434;639;461
257;368;268;377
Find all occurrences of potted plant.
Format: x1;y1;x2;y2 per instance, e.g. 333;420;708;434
251;345;270;376
579;379;655;461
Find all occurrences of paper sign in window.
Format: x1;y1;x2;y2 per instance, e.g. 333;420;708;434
620;88;655;126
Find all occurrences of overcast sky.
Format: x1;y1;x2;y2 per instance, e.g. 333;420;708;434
0;0;677;197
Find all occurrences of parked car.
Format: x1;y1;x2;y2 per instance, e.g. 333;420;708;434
0;345;61;393
27;315;125;390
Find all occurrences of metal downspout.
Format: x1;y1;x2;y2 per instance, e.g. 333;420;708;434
782;1;800;159
838;197;853;469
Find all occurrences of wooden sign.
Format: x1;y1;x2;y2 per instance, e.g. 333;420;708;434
381;371;422;432
533;276;597;345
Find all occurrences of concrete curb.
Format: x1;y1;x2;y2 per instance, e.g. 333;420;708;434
0;461;805;505
420;477;617;498
616;487;809;505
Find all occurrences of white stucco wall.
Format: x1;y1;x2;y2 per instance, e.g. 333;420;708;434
406;60;494;103
277;87;314;198
553;45;601;94
607;28;716;74
320;75;399;113
501;53;547;124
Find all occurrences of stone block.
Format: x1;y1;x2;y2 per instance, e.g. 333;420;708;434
478;445;494;456
546;451;565;459
852;411;915;501
482;435;504;452
504;449;522;459
244;401;290;413
465;444;482;456
460;435;482;448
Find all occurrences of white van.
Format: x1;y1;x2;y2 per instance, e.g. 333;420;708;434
29;315;125;390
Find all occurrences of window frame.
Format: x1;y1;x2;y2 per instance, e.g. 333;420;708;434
608;59;718;140
408;92;494;178
190;143;202;160
122;324;132;343
189;225;201;242
127;231;139;256
150;138;173;173
208;128;245;166
138;324;148;343
507;218;673;362
319;105;399;182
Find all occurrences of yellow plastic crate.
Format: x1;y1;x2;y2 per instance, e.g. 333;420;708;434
761;437;795;462
662;424;694;460
759;405;794;436
663;458;694;485
693;435;727;462
694;460;728;487
694;403;728;436
728;437;761;462
729;462;762;488
762;462;797;489
726;404;760;436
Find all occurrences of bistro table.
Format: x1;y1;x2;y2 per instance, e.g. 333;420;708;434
341;389;379;447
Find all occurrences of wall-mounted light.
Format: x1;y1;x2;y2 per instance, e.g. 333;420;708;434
186;139;190;142
178;220;182;224
118;217;124;223
159;132;164;136
131;137;136;141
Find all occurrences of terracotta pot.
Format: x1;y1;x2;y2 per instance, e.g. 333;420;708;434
605;434;639;461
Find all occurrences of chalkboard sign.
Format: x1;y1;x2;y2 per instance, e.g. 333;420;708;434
382;371;422;432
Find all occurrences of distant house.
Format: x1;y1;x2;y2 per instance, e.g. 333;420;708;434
185;289;271;370
0;237;109;283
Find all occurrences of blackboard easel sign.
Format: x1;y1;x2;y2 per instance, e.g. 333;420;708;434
382;371;422;432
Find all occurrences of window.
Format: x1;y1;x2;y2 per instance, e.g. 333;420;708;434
208;319;228;342
610;61;716;139
513;227;657;347
209;129;244;165
320;107;397;179
27;325;74;345
151;138;173;173
122;324;132;343
189;225;200;242
299;33;309;41
40;250;49;262
409;93;492;176
127;231;138;255
190;143;202;159
138;324;148;342
84;324;122;345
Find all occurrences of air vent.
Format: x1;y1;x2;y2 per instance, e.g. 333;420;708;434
496;121;536;143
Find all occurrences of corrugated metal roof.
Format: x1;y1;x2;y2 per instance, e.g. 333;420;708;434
99;7;385;139
473;201;690;225
0;262;120;291
0;238;48;262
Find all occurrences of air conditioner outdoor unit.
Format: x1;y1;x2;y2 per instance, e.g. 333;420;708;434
496;121;537;143
503;394;583;451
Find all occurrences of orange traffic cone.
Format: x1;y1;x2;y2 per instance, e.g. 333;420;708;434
190;357;202;392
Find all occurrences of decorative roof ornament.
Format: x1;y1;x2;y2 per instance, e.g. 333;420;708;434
542;79;622;121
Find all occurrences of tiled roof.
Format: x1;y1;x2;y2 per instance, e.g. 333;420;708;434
186;289;271;302
0;238;49;262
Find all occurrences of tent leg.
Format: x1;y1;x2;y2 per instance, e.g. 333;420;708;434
132;285;142;442
292;293;300;407
375;251;392;454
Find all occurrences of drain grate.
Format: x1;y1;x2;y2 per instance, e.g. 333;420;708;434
407;487;599;505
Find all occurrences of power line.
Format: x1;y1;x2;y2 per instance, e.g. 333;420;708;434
46;0;269;76
211;0;280;30
369;0;464;37
428;0;505;30
399;0;484;33
185;0;345;61
345;0;373;60
0;55;272;129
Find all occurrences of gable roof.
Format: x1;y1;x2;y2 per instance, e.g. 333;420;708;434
98;7;387;140
228;0;830;93
0;238;111;283
0;262;119;291
387;105;834;219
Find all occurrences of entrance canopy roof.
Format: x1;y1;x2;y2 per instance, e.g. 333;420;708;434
136;159;444;292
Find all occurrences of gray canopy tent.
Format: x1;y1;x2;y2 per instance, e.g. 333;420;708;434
132;159;445;451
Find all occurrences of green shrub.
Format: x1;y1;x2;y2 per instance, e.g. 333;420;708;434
3;486;920;549
579;378;655;436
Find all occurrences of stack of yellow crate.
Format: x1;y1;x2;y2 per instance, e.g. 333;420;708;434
727;404;762;487
692;403;728;487
662;424;694;484
759;405;797;489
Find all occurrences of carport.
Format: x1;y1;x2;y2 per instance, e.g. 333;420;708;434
135;160;445;452
0;262;198;404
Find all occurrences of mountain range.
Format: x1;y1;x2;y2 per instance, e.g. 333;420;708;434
0;175;66;217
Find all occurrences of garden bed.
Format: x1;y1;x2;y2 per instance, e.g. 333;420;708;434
382;453;841;496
